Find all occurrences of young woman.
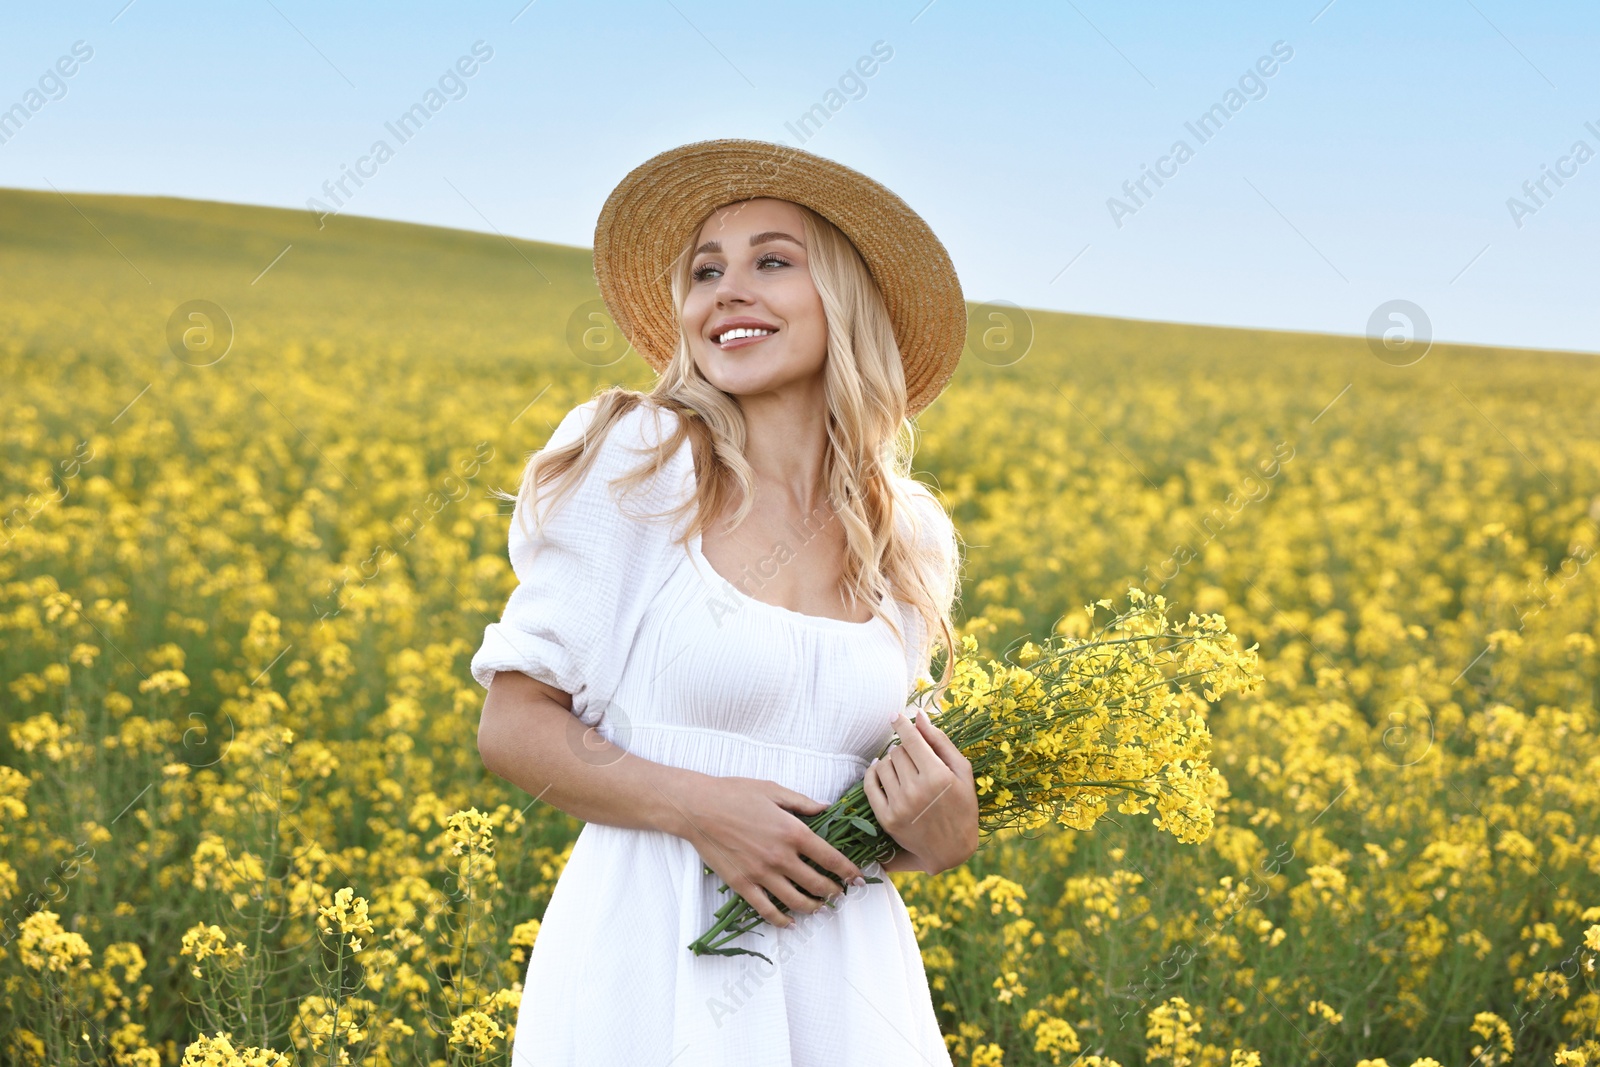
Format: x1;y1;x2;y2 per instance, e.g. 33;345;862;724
473;138;977;1065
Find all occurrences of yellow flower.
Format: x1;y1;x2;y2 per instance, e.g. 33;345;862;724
137;669;191;695
290;995;375;1052
9;712;74;761
448;1010;506;1050
180;1032;293;1067
1032;1016;1081;1064
1146;996;1202;1065
446;807;495;856
108;1022;162;1067
190;834;265;894
992;968;1027;1003
509;918;542;963
179;923;244;967
17;909;92;973
1469;1011;1513;1066
971;1043;1006;1067
318;887;376;937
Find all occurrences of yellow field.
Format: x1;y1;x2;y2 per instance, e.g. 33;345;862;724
2;187;1597;1066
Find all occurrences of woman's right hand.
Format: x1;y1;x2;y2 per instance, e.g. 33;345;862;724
669;773;867;929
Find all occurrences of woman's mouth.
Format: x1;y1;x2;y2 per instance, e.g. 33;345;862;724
712;326;779;350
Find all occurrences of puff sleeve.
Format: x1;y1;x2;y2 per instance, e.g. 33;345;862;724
469;399;694;728
895;478;961;703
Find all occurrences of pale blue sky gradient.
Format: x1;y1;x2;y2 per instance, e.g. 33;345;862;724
3;0;1596;352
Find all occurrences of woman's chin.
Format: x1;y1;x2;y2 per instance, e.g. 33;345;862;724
693;352;827;403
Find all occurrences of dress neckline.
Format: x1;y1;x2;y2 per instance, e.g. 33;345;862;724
686;531;888;632
650;402;892;632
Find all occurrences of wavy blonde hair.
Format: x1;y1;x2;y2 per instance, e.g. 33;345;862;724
508;198;961;690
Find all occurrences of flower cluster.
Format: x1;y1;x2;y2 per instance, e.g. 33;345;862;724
690;588;1263;959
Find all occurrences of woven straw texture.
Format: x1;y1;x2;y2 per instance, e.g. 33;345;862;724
593;138;966;417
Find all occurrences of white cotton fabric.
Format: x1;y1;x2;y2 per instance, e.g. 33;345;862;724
471;398;959;1066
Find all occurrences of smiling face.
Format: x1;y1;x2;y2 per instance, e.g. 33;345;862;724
681;197;829;407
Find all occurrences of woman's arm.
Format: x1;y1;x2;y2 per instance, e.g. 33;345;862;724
477;670;870;929
477;669;697;835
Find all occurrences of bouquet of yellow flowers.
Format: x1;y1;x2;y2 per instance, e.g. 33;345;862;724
688;587;1263;961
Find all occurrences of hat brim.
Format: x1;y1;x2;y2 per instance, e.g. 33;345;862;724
593;138;966;418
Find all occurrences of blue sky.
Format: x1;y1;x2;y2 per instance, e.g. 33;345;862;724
3;1;1596;353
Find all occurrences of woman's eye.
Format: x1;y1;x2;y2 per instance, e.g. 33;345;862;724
692;254;790;282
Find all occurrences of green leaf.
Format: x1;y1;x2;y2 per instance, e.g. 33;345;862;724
848;816;879;837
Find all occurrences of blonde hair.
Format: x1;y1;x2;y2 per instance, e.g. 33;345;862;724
507;198;961;690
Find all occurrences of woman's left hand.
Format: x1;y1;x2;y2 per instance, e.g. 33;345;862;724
863;708;979;875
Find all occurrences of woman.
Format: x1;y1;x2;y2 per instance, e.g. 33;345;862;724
473;138;977;1065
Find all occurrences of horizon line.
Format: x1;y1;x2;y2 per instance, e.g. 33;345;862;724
3;182;1595;360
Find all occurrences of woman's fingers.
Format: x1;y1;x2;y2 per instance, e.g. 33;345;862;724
891;743;918;781
739;880;794;928
863;759;890;817
775;785;828;815
793;826;865;895
773;785;864;888
738;865;838;929
759;785;861;920
887;709;938;776
771;867;838;919
872;750;905;792
915;711;971;771
727;859;811;928
872;730;963;847
698;778;877;932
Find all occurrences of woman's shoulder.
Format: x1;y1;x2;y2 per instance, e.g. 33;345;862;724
537;396;694;528
894;476;955;548
547;395;689;462
895;474;943;508
893;475;960;604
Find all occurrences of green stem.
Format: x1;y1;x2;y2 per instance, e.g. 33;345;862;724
688;783;899;959
328;937;343;1067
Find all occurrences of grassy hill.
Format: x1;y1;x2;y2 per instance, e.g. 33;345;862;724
4;183;1589;421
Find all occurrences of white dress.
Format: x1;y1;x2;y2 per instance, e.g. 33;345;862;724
470;398;960;1066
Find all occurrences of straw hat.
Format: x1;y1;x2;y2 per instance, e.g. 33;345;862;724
592;138;967;417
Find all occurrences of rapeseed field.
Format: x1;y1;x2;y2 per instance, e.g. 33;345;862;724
2;188;1597;1065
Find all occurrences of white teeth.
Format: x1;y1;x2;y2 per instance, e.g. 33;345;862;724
716;327;775;344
